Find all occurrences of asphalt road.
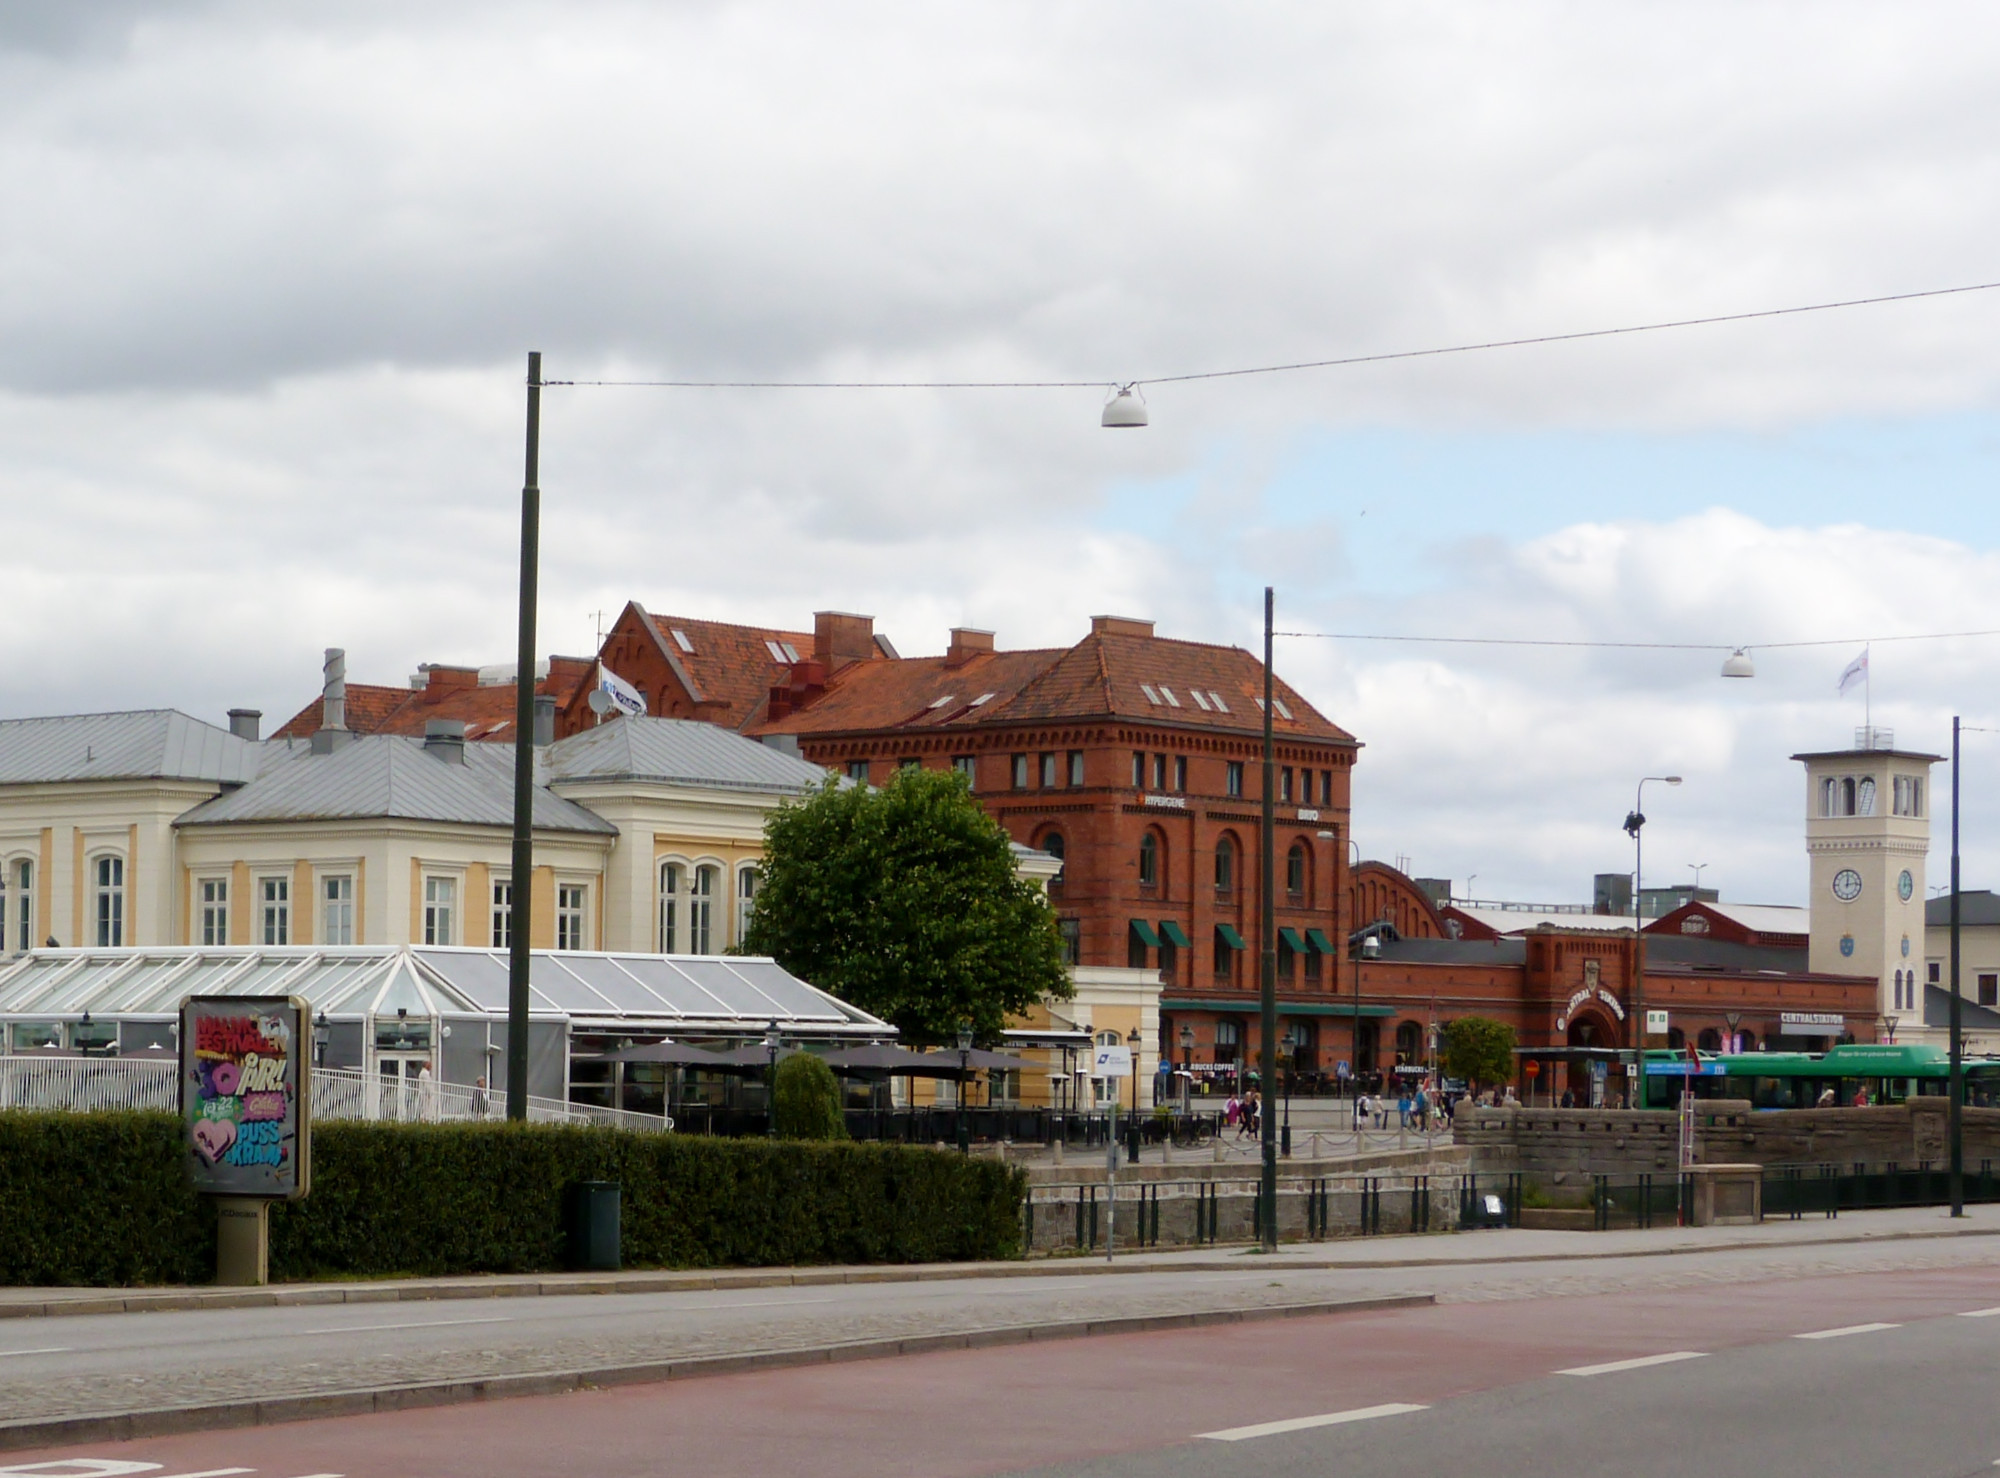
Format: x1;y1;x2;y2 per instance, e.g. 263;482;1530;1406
12;1242;2000;1475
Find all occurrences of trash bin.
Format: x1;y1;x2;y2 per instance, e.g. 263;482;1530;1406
564;1180;621;1271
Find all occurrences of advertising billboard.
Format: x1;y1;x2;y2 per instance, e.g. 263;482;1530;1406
180;995;311;1199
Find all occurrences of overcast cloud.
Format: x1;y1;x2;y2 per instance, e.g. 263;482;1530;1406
4;2;2000;907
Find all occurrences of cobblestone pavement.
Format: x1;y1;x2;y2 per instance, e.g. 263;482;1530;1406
5;1215;2000;1426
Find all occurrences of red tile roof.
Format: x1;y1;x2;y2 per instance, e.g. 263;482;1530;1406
271;658;594;742
755;630;1350;743
639;614;820;732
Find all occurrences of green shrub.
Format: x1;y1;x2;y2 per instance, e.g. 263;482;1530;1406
773;1053;848;1141
0;1112;1025;1286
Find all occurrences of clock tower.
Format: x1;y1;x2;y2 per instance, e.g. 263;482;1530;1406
1794;730;1939;1045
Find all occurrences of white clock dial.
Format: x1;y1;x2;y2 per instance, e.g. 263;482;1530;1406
1832;868;1863;902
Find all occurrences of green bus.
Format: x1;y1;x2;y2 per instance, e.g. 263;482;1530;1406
1640;1043;2000;1110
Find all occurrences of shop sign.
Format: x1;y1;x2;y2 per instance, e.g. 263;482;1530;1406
181;995;311;1199
1556;985;1630;1031
1780;1011;1845;1032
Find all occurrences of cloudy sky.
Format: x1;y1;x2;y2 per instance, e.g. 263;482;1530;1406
5;2;2000;906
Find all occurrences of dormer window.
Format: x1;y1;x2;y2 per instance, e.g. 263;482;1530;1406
1140;683;1162;705
1273;698;1294;720
1158;686;1181;707
1207;691;1229;713
671;628;696;653
1190;689;1212;711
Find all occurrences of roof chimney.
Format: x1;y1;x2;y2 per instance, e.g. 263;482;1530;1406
227;709;261;742
533;694;557;747
813;611;877;670
944;628;994;667
1090;615;1155;639
423;718;467;764
311;649;355;754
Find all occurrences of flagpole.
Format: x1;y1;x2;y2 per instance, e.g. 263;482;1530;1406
1865;644;1872;738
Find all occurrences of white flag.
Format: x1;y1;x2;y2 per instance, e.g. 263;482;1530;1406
1837;648;1868;696
597;662;647;718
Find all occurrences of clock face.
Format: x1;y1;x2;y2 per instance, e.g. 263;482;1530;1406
1832;868;1863;902
1899;870;1914;901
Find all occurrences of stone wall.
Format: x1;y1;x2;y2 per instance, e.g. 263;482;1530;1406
1455;1098;2000;1183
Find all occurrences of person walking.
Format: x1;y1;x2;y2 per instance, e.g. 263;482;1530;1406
470;1075;490;1119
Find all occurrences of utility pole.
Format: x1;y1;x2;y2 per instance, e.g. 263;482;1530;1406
1951;714;1964;1215
505;351;541;1122
1259;586;1278;1252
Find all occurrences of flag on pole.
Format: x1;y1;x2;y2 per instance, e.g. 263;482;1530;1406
597;662;647;718
1837;648;1869;696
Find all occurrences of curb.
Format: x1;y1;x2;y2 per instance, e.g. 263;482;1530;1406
1;1219;1994;1322
0;1293;1435;1452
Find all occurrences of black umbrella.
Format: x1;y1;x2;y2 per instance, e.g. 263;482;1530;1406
819;1042;960;1077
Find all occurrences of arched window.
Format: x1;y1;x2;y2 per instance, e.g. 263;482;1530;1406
736;866;760;946
0;858;31;956
1857;777;1876;816
1666;1026;1686;1049
1821;777;1837;817
1214;836;1235;894
1214;1018;1242;1064
1039;830;1065;862
1697;1028;1721;1053
658;862;682;952
93;855;124;947
1138;833;1160;889
1286;841;1307;900
690;865;718;954
1395;1020;1423;1063
1841;777;1857;815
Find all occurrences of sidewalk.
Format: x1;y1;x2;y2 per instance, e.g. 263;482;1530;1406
1;1203;1989;1321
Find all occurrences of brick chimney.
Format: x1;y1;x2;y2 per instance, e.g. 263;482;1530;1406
1091;615;1155;639
417;665;479;705
813;611;877;670
944;628;994;667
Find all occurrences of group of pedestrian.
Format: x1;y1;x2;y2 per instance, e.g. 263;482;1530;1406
1350;1081;1451;1131
1223;1087;1262;1137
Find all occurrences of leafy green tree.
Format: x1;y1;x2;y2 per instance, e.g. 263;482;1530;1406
1440;1016;1516;1091
740;767;1071;1046
772;1052;848;1140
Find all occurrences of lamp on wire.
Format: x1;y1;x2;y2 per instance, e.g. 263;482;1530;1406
1101;385;1148;428
1721;648;1756;678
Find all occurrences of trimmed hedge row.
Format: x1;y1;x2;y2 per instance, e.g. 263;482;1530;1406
0;1112;1026;1286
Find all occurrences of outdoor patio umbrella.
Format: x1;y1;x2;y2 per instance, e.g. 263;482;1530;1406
818;1042;959;1076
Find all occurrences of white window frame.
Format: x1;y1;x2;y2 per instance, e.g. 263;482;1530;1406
320;873;355;946
736;865;760;946
92;854;125;947
556;883;587;952
688;863;718;955
659;860;684;952
491;876;513;950
423;875;458;946
259;876;290;946
1;857;30;956
198;876;229;947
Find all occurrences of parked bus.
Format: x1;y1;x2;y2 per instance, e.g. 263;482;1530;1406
1639;1043;2000;1110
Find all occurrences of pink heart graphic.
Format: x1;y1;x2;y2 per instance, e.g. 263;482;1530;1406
192;1117;237;1166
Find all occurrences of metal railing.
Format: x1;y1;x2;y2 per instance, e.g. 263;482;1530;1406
1023;1170;1521;1253
0;1058;671;1133
1761;1160;2000;1219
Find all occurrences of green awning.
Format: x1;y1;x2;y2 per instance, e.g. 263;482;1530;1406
1278;927;1308;954
1158;920;1193;949
1161;996;1395;1018
1215;923;1247;951
1127;919;1161;949
1306;928;1337;955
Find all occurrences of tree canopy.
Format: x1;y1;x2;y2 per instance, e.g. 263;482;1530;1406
1440;1016;1517;1089
739;767;1072;1046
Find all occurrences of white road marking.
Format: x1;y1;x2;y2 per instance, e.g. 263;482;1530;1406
1795;1322;1901;1340
1199;1403;1428;1441
301;1316;514;1335
1961;1306;2000;1318
152;1470;257;1478
0;1348;71;1358
1558;1351;1708;1377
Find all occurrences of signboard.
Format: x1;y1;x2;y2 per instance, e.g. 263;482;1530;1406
181;995;311;1199
1645;1009;1670;1034
1781;1012;1845;1032
1093;1045;1133;1078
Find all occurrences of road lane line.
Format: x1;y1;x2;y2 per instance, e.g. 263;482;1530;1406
301;1316;514;1335
152;1470;257;1478
1199;1403;1428;1441
0;1347;71;1358
1558;1351;1707;1377
1960;1307;2000;1318
1794;1322;1901;1340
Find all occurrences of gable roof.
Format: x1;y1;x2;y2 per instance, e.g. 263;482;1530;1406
175;735;615;834
1926;890;2000;928
753;646;1063;736
271;658;594;743
636;612;822;732
0;711;258;786
547;716;831;793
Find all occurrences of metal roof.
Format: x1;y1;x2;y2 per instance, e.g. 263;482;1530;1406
545;715;830;794
174;735;615;834
0;710;257;786
0;945;892;1036
1926;890;2000;929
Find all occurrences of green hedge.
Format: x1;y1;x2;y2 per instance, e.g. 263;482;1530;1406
0;1112;1026;1286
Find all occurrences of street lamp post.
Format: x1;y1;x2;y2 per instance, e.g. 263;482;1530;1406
1354;934;1380;1097
1623;775;1682;1109
1126;1026;1143;1163
1724;1010;1742;1054
313;1011;330;1068
957;1021;974;1155
505;351;543;1123
763;1020;781;1138
1258;586;1279;1252
1951;716;1965;1215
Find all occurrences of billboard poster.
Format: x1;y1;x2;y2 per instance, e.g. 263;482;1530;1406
180;995;311;1199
